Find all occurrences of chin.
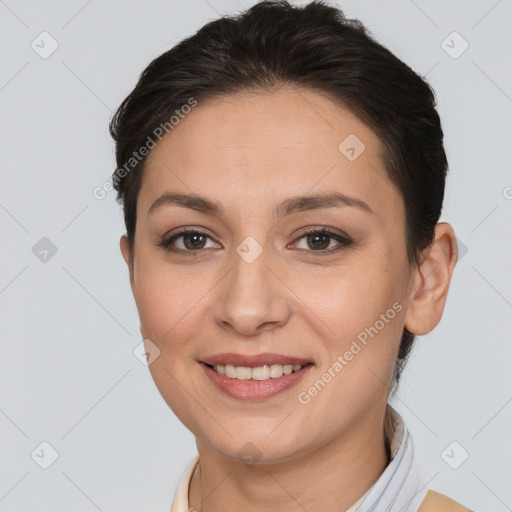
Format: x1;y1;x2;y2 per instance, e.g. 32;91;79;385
210;432;309;466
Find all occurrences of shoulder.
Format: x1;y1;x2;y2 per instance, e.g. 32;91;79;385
417;489;473;512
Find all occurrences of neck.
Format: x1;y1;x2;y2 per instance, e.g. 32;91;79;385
188;404;391;512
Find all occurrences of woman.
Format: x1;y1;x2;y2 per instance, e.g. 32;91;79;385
110;1;472;510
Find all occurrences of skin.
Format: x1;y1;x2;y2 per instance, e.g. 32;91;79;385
120;85;458;512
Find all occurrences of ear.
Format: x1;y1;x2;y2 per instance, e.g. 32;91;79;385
404;222;458;335
120;235;135;290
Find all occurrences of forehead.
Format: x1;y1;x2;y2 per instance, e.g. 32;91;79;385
138;85;401;218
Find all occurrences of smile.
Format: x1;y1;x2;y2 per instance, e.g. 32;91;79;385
207;363;306;381
200;361;314;401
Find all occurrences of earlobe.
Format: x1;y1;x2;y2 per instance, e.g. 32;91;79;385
404;223;458;336
119;235;134;288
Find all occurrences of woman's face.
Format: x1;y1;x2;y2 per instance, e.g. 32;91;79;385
121;85;415;462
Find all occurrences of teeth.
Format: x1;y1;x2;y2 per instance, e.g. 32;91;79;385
213;363;304;380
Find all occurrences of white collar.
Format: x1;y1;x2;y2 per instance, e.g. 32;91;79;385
170;404;428;512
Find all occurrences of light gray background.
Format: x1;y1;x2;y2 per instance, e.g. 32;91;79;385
1;0;511;510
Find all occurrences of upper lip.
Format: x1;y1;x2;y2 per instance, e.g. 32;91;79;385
200;353;313;368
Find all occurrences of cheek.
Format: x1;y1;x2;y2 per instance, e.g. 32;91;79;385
132;261;213;430
132;256;199;348
308;259;403;334
300;275;404;429
304;254;406;384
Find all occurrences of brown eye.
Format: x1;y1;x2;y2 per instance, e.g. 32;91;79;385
305;232;331;250
294;228;352;254
182;232;207;250
159;229;220;255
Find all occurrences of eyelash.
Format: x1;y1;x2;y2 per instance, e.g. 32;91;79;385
158;226;352;257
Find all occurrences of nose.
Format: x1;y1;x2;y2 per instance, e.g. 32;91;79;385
212;244;292;337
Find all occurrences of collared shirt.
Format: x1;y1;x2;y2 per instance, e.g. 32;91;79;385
171;404;430;512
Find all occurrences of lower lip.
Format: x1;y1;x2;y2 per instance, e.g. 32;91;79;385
201;363;313;401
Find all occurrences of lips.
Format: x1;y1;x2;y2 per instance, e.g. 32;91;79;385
200;352;313;368
198;352;314;400
201;361;313;400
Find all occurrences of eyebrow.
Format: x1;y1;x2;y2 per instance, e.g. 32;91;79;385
147;191;374;219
